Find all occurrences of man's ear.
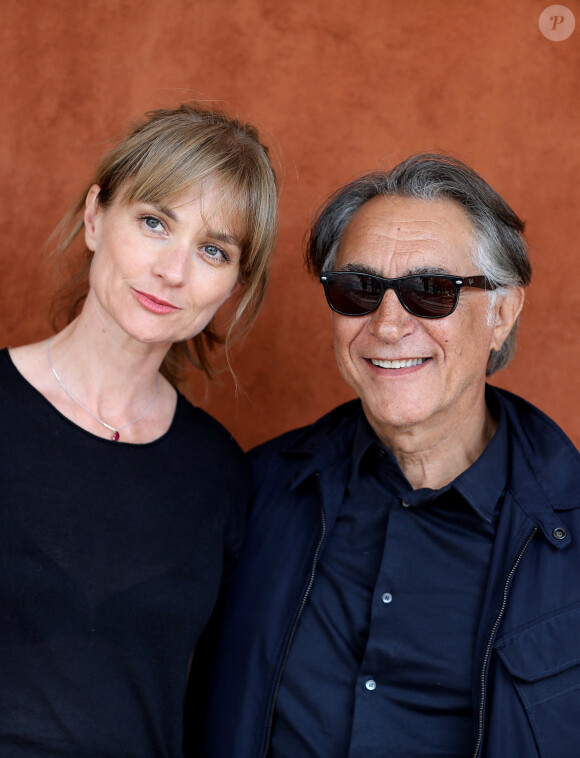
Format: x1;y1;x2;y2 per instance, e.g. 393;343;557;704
490;286;526;352
84;184;102;252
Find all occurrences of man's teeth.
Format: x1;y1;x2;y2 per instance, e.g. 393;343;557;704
371;358;425;369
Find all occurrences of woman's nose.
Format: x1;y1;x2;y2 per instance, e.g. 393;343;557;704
152;247;190;285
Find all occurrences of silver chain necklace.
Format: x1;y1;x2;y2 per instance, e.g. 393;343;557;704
46;337;161;441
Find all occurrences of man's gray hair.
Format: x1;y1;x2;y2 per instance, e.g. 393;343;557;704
305;154;532;375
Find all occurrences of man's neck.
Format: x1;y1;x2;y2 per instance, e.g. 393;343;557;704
366;399;498;491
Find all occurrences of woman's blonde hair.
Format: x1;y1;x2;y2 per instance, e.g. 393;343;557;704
51;103;279;383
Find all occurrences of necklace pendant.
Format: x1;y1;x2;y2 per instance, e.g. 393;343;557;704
46;338;161;443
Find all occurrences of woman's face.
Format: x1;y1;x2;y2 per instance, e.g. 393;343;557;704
83;184;242;348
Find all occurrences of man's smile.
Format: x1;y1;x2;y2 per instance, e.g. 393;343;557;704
369;357;427;369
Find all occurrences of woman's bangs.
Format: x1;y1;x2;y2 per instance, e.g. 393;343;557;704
118;159;255;260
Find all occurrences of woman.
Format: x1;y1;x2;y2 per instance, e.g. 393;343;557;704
0;103;278;756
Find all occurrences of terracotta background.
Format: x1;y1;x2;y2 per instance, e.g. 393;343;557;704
1;0;579;449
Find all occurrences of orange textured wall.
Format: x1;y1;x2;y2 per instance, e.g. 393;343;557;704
1;0;579;449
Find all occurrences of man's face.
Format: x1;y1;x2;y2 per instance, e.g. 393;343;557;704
331;195;519;440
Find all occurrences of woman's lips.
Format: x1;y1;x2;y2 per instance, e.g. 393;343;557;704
132;289;180;314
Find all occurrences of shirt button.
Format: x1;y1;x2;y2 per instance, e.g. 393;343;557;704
382;592;393;604
401;499;411;508
553;527;567;540
365;679;377;691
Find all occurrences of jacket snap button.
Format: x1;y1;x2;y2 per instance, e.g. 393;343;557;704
552;527;567;540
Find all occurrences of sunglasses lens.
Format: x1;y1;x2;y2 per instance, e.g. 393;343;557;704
326;273;381;315
401;276;457;317
324;273;459;318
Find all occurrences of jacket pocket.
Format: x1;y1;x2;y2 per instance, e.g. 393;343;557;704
495;603;580;758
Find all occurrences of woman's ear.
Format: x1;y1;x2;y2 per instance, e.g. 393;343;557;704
84;185;102;252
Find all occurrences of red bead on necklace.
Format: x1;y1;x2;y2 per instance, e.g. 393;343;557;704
46;337;161;443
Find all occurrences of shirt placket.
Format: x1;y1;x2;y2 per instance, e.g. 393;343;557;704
347;494;412;755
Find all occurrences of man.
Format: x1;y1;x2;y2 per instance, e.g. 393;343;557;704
196;155;580;757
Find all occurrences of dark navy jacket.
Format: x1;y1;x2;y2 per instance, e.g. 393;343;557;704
195;387;580;758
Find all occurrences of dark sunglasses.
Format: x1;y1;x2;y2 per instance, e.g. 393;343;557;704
320;271;497;319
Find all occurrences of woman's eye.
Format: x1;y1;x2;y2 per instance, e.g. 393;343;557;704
142;216;163;232
203;244;229;262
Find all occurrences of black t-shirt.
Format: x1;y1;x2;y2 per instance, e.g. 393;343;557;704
0;348;249;757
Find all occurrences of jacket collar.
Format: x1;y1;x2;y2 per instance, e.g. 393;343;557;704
281;389;580;546
283;400;362;491
491;385;580;548
492;385;580;510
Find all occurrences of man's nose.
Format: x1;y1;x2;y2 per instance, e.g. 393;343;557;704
368;287;415;339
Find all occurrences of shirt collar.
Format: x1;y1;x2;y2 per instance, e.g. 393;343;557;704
350;393;509;523
451;391;508;522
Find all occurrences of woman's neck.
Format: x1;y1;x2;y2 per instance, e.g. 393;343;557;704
50;314;169;409
10;312;178;444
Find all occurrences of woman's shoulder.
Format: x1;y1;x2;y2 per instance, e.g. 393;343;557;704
173;392;245;457
4;341;56;398
0;344;41;394
172;394;251;525
0;347;15;390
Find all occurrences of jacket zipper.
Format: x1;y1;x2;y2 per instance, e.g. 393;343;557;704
472;526;538;758
261;473;327;758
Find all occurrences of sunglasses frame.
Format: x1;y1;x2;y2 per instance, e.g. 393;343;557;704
320;271;497;319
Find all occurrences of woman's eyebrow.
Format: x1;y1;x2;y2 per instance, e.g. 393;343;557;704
147;202;179;223
205;228;241;248
141;203;242;249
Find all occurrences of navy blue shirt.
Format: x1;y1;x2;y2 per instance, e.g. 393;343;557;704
270;399;508;757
